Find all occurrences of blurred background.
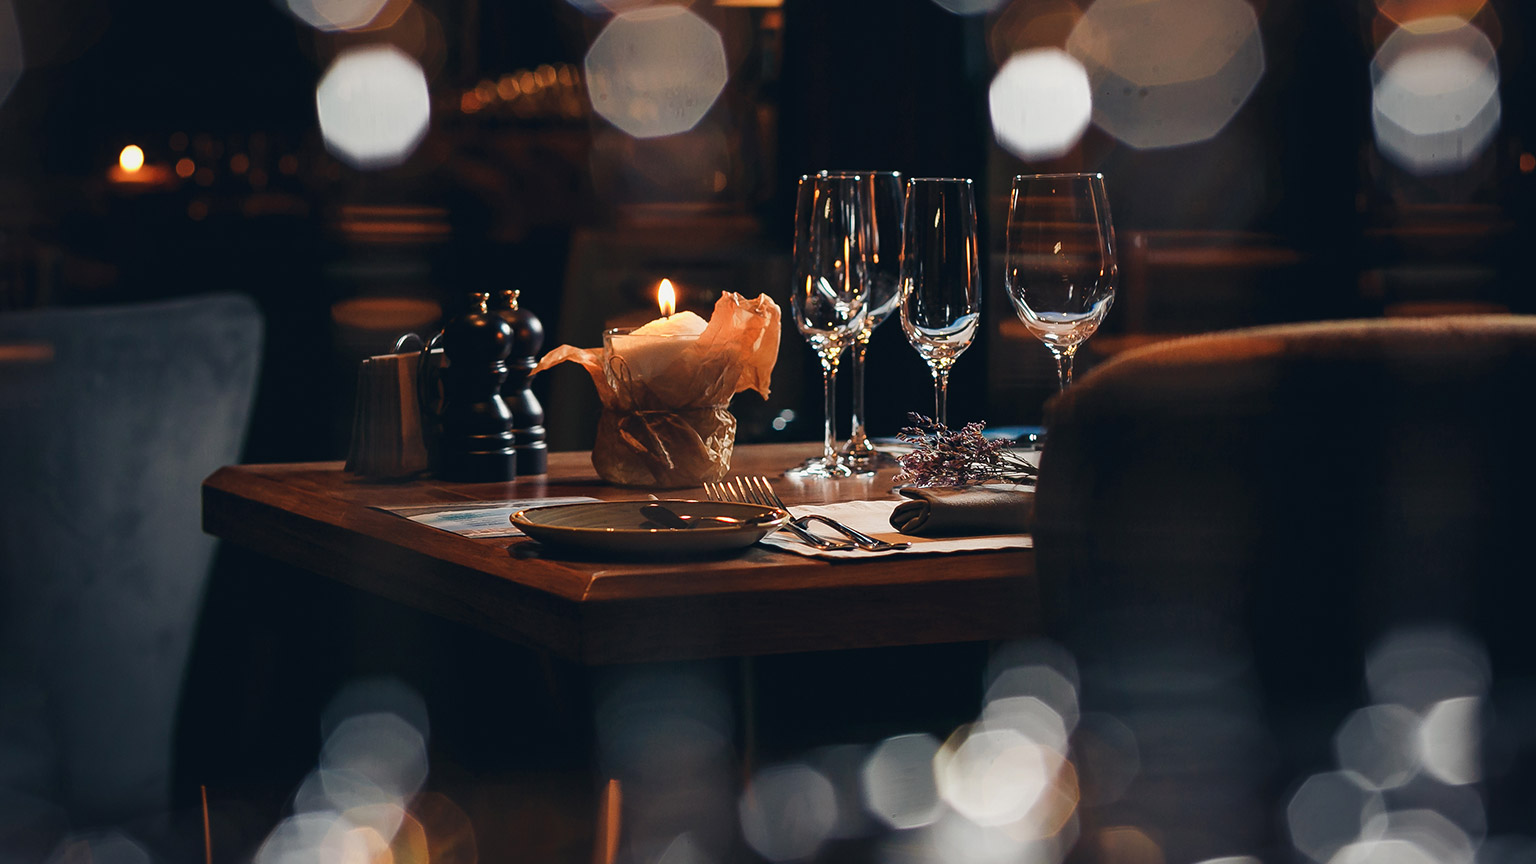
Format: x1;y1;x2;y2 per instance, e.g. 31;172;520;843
3;2;1536;864
2;0;1528;461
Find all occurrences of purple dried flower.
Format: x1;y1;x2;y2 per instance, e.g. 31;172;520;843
894;414;1038;487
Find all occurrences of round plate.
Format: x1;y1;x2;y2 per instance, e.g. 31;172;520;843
509;499;788;555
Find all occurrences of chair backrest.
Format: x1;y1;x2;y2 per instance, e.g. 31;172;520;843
1033;315;1536;858
0;294;263;828
1038;313;1536;658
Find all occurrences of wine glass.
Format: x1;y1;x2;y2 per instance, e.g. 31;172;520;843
821;170;904;468
1004;173;1117;391
898;178;981;427
787;173;870;478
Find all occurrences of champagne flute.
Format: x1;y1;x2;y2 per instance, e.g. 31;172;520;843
821;170;904;468
787;173;869;478
899;178;981;427
1004;173;1117;391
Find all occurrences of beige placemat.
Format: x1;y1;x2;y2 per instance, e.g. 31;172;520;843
759;500;1033;559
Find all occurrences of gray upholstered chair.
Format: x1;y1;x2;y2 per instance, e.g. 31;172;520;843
0;294;263;840
1033;315;1536;858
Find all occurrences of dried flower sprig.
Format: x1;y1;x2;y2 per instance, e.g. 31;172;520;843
894;414;1039;487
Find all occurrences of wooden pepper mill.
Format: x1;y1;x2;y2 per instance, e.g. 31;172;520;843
436;292;516;482
493;289;548;476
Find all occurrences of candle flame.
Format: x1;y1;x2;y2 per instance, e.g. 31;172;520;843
119;145;145;173
657;279;676;317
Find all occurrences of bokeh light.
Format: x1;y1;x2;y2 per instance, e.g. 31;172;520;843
413;792;479;864
1327;838;1439;864
584;5;728;139
880;810;1074;864
935;725;1051;828
862;733;944;830
1370;19;1500;175
984;657;1079;737
739;763;839;862
988;49;1093;162
281;0;396;32
0;1;22;110
250;681;463;864
980;696;1070;754
988;0;1082;65
255;812;355;864
1287;771;1385;864
1333;704;1421;790
1364;628;1489;713
1375;0;1488;28
1071;712;1140;806
1094;826;1163;864
320;712;429;803
1066;0;1264;149
1417;696;1480;786
1361;809;1477;864
315;45;432;169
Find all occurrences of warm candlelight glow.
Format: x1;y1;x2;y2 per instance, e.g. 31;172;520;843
119;145;145;173
657;278;677;317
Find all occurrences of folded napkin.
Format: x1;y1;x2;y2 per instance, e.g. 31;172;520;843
760;499;1031;559
890;484;1035;537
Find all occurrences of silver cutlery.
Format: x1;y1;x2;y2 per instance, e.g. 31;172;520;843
712;476;911;552
704;480;855;551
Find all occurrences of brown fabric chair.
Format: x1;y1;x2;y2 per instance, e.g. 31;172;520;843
1033;316;1536;858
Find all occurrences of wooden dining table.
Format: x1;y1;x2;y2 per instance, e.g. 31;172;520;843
201;442;1038;666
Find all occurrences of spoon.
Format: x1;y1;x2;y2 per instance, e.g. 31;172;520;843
640;502;777;529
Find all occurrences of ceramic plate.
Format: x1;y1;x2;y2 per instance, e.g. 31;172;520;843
509;499;788;555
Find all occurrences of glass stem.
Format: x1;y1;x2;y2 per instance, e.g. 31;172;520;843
821;356;840;467
848;333;871;453
1053;347;1077;392
933;366;950;427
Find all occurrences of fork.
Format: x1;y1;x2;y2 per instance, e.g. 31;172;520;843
736;476;910;552
704;480;855;551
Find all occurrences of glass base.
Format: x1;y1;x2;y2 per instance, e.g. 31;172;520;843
785;455;870;478
837;443;899;470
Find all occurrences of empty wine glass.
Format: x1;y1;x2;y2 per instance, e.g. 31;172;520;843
1004;173;1117;391
788;173;869;478
899;178;981;427
823;171;903;467
822;170;903;468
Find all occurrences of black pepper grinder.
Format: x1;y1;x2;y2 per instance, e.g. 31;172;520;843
436;292;516;482
493;289;549;476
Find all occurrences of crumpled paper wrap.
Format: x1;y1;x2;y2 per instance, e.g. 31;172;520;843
532;292;781;488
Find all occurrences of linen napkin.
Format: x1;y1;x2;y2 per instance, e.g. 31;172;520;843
889;484;1035;537
759;499;1031;559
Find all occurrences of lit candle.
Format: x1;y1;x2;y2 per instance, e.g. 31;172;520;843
108;144;174;187
605;279;708;384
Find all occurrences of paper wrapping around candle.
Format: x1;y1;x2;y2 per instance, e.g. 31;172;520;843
532;292;781;487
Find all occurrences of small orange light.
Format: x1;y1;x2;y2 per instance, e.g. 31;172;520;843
657;279;677;317
1521;153;1536;173
229;153;250;175
175;158;195;178
119;145;145;173
460;91;482;113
